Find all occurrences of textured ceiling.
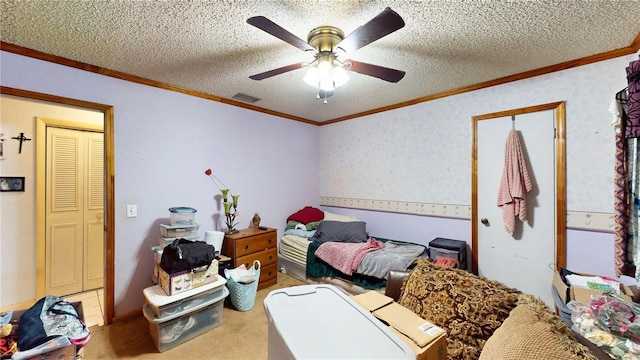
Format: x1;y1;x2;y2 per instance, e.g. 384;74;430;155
1;0;640;123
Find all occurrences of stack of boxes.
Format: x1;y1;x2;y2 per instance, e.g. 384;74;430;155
145;207;227;352
161;207;201;246
152;207;201;283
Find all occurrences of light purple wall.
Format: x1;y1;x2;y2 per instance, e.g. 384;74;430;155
2;49;633;316
317;53;640;288
1;51;320;315
319;206;470;247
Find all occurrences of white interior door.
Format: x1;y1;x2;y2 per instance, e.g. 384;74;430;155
46;127;104;296
83;132;104;290
474;104;565;308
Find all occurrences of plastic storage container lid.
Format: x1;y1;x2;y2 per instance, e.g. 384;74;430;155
145;276;226;308
169;207;197;214
159;223;200;230
263;284;414;359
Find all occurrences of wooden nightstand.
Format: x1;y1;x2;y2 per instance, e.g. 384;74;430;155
221;227;277;290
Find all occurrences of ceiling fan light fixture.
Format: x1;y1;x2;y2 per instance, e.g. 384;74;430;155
332;65;349;88
247;8;406;101
303;54;349;92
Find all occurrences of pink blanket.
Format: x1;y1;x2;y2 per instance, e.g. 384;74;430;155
314;238;385;275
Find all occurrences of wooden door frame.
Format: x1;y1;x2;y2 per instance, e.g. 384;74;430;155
1;86;115;325
471;101;566;275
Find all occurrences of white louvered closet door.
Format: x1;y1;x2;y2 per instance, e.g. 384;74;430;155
83;131;104;291
46;127;104;296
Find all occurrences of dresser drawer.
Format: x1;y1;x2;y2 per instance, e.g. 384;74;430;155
258;262;278;290
236;246;277;269
235;232;276;257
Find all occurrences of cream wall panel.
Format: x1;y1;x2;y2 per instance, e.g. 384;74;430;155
0;96;102;307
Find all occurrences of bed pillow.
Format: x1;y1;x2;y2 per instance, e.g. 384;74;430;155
311;221;368;244
323;211;360;222
479;294;596;360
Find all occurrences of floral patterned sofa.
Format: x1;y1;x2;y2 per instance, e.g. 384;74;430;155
385;259;610;360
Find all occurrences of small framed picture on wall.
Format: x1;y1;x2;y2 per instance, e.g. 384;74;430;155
0;177;25;192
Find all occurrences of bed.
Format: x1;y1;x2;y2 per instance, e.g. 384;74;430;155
277;208;428;294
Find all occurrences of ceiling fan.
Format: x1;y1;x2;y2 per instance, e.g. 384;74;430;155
247;7;406;102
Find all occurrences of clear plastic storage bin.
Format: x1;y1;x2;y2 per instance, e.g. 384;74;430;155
160;223;200;238
143;276;227;319
169;207;197;225
159;235;200;248
144;286;228;352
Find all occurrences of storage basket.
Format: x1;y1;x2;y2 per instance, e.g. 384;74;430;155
225;260;260;311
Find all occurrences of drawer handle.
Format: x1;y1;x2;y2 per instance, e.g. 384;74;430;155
269;255;273;260
269;239;272;244
245;245;249;250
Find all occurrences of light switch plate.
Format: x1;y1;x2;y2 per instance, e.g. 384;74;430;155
126;204;137;218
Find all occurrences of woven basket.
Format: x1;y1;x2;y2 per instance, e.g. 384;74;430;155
225;260;260;311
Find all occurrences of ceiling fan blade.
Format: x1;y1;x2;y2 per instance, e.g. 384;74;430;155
337;7;405;54
249;62;307;80
346;60;405;83
247;16;315;52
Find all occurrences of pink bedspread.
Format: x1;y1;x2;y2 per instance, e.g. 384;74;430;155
314;238;385;275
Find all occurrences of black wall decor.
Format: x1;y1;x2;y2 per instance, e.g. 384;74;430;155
0;177;25;192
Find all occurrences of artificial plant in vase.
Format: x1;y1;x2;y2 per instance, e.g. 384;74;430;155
205;168;240;234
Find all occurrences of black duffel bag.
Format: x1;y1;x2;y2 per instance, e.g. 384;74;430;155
160;238;215;274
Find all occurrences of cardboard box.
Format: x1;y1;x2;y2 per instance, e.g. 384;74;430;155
390;328;447;360
158;259;219;296
552;270;635;304
352;291;447;360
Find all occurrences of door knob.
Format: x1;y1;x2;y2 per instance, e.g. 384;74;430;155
481;218;489;226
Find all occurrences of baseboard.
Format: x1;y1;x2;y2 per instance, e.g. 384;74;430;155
112;307;142;323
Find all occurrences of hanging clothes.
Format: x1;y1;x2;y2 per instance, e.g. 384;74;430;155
609;89;627;133
625;57;640;285
497;129;533;235
611;55;640;284
625;58;640;138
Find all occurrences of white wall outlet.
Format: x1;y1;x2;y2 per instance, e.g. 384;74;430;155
126;204;137;218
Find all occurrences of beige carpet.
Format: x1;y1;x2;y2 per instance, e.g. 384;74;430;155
83;272;305;359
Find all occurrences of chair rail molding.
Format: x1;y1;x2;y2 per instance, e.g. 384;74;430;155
320;197;613;232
